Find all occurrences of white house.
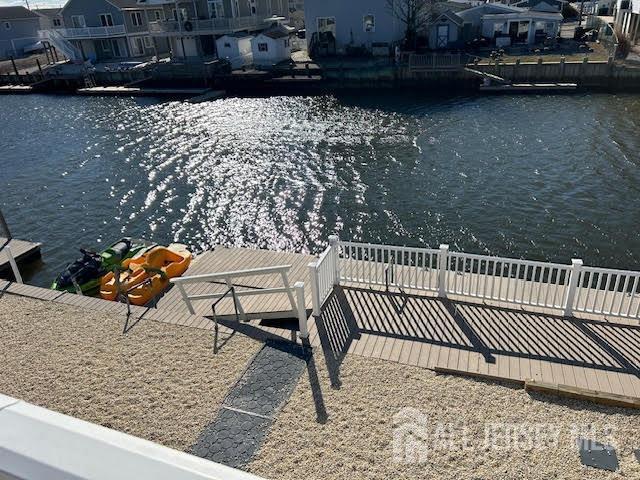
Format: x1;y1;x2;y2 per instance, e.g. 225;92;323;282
216;33;253;68
251;24;294;66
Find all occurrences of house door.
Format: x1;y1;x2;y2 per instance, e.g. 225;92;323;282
437;25;449;48
112;39;122;57
508;21;519;41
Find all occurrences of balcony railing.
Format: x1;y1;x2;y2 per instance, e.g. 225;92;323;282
149;16;264;35
58;25;126;39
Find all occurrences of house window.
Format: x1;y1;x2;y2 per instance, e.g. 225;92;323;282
143;36;153;48
3;22;10;30
100;39;111;51
71;15;86;28
224;42;231;48
131;36;145;55
208;0;225;18
258;42;268;52
154;10;164;21
99;13;114;27
53;18;62;27
317;17;336;34
363;14;375;33
284;38;290;47
172;8;188;21
131;11;144;27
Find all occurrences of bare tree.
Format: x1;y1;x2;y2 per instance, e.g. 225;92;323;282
386;0;439;50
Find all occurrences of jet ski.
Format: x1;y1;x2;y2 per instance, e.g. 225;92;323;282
51;238;155;295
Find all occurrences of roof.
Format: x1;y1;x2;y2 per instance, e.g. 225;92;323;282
259;24;294;40
482;10;563;20
432;10;465;26
0;6;39;20
33;8;62;18
108;0;145;8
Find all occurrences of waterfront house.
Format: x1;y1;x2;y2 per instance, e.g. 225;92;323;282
614;0;640;46
304;0;405;56
0;6;41;60
33;8;65;31
457;3;561;46
251;22;294;66
216;33;253;68
51;0;170;62
143;0;290;61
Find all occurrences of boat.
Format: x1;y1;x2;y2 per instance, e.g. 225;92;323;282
99;244;191;306
51;238;154;294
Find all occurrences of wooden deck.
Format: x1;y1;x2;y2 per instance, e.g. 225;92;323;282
0;237;41;279
156;247;316;317
153;247;640;403
2;245;638;405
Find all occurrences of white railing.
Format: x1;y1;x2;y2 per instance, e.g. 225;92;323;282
56;25;126;39
445;251;573;310
39;29;83;61
306;237;640;321
149;16;263;35
170;264;309;338
339;240;440;291
308;235;339;316
573;266;640;318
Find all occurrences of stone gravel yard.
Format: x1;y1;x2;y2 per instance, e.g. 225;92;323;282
249;344;640;480
0;294;261;452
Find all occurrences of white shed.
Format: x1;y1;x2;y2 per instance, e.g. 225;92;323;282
216;34;253;69
251;24;294;67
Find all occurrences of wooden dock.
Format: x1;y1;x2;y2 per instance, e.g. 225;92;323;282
76;86;210;97
480;82;578;92
0;85;33;94
1;245;638;406
0;237;41;279
152;247;640;405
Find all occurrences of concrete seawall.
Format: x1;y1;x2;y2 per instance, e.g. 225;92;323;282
322;59;640;91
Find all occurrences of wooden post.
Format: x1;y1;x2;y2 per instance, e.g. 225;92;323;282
308;262;321;316
36;58;43;77
329;235;340;285
563;259;583;317
52;46;59;62
295;282;309;339
438;244;449;298
5;246;23;284
0;209;11;240
10;56;19;77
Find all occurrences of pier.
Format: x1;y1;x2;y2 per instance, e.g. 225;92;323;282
3;240;638;407
0;237;41;280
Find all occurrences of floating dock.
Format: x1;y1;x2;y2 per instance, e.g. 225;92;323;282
76;86;210;97
0;85;33;94
480;82;578;92
187;89;226;104
0;237;41;280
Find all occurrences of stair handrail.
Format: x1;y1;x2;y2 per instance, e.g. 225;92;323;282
170;264;309;338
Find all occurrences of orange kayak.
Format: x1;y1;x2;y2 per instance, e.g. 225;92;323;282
100;245;191;305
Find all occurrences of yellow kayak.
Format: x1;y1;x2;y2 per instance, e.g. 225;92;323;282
100;245;191;305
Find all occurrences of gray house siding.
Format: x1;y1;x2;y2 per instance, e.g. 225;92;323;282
0;17;40;59
304;0;404;54
62;0;124;28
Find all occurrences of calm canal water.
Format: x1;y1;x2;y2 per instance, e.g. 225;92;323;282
2;92;640;287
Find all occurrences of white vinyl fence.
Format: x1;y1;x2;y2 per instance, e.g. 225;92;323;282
307;238;640;320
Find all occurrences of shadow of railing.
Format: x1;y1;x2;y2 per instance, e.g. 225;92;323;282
315;286;640;384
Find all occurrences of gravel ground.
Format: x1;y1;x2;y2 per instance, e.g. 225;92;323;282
249;344;640;480
0;294;260;451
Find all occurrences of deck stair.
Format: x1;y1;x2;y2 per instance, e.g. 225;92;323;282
38;30;82;63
